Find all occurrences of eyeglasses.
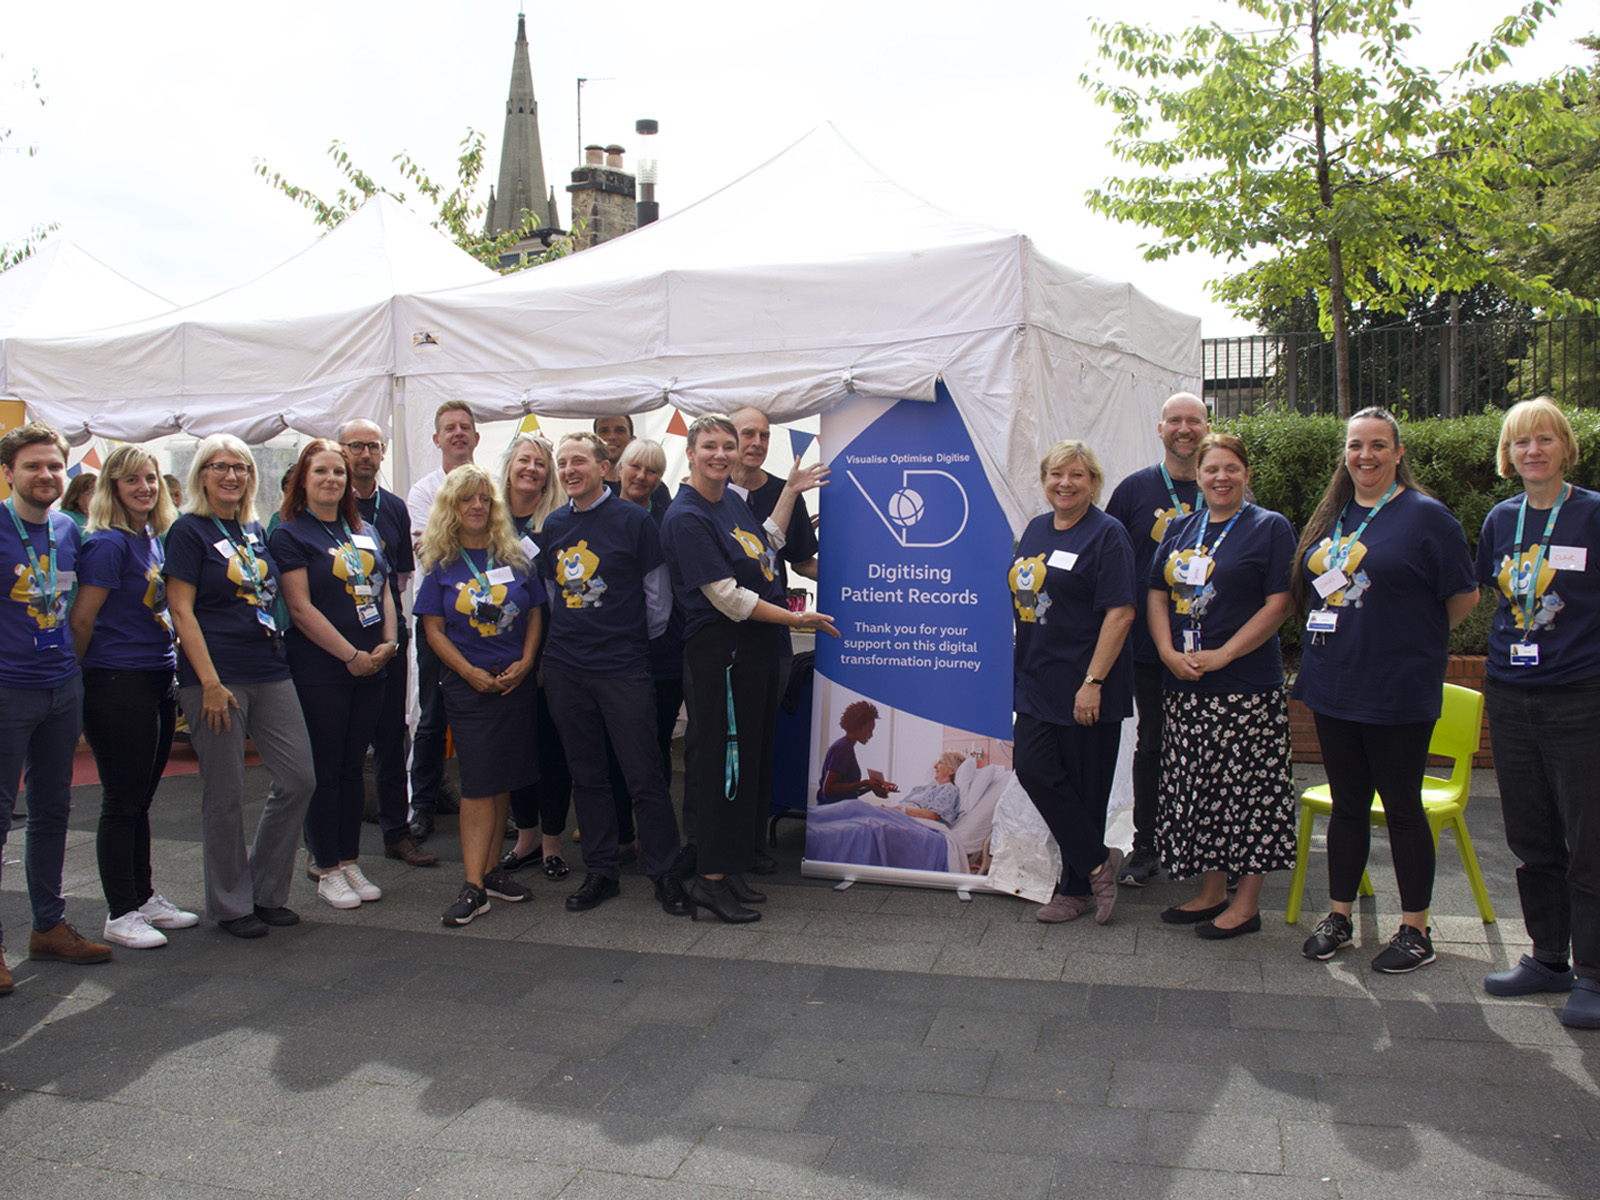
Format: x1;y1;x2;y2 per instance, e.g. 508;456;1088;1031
206;463;252;477
342;441;384;454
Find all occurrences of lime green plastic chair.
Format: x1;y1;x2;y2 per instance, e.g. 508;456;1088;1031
1285;682;1495;924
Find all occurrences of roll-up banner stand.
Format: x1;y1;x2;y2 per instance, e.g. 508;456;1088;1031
804;384;1020;894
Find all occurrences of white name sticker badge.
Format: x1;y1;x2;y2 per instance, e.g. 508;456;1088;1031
1306;609;1339;634
1181;556;1211;586
486;565;515;586
351;583;373;598
351;533;377;550
1510;641;1541;667
1550;545;1588;572
520;535;540;561
213;538;238;560
54;570;75;592
1047;550;1078;571
1312;568;1349;599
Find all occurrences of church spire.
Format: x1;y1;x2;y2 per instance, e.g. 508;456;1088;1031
485;11;558;237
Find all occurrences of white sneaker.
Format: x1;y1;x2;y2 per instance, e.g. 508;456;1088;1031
138;893;199;930
317;870;362;909
103;911;169;949
341;864;382;902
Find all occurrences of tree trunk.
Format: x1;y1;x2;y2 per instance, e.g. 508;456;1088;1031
1309;2;1353;417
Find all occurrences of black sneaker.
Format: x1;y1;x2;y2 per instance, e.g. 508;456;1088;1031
1301;912;1353;961
483;867;532;902
442;883;490;927
1118;847;1162;887
1371;924;1435;974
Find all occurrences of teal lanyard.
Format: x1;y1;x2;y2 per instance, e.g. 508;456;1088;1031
1513;484;1569;635
1329;481;1399;573
6;500;57;626
1158;463;1185;511
724;665;740;802
462;547;497;599
319;516;369;590
209;517;265;597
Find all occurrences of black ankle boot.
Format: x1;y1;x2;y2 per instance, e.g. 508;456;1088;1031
687;877;761;924
724;874;767;904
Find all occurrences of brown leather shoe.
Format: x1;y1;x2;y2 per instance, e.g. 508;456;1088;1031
385;836;439;867
28;921;113;964
0;949;13;996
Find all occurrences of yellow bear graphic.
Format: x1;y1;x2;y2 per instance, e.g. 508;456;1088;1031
557;539;606;608
1009;553;1051;623
1148;502;1190;544
455;580;512;638
10;563;60;629
1306;534;1369;608
730;527;776;582
1498;551;1561;632
328;544;379;600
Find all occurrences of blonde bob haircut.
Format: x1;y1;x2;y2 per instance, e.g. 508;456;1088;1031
418;463;529;575
618;437;666;475
1497;396;1580;479
88;445;178;537
1039;439;1106;506
186;434;260;524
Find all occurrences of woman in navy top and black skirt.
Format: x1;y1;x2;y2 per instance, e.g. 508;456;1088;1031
1009;440;1135;926
1148;433;1297;939
269;440;397;912
69;445;198;950
1293;407;1479;973
1477;397;1600;1026
415;464;545;927
166;435;316;939
660;414;835;924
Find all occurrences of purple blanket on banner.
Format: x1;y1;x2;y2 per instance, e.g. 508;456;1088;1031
805;799;948;872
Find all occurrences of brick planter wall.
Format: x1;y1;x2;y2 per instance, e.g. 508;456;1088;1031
1288;655;1494;770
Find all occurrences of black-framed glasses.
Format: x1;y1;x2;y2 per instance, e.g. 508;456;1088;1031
342;441;384;454
206;462;252;476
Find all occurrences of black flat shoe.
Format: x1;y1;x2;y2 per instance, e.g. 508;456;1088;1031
499;849;542;873
1196;913;1261;940
219;915;268;939
408;812;434;842
565;873;620;912
687;878;761;924
1159;901;1228;925
542;854;570;881
252;905;300;927
725;874;767;904
654;875;692;916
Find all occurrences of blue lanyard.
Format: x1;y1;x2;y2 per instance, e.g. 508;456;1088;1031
209;517;265;597
1513;484;1569;635
319;516;369;590
1193;503;1247;558
1158;463;1186;512
461;547;497;599
1329;482;1399;573
6;500;57;626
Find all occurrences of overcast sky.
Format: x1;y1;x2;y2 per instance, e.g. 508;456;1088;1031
2;0;1594;338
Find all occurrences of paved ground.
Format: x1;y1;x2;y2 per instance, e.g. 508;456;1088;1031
2;757;1596;1200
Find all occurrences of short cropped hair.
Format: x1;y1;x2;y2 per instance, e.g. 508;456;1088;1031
1038;439;1106;506
1497;396;1580;479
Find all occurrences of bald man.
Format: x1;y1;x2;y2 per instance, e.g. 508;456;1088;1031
728;407;818;585
1104;392;1210;888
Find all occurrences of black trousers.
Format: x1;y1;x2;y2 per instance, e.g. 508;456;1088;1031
83;667;177;918
409;625;448;816
373;631;411;845
510;684;573;837
1130;660;1164;855
681;620;781;876
1013;712;1119;896
1312;712;1436;912
297;676;386;867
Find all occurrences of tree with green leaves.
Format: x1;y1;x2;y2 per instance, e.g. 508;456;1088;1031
1;57;56;271
254;128;580;274
1082;0;1597;416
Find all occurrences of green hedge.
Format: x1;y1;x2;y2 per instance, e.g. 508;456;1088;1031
1215;409;1600;655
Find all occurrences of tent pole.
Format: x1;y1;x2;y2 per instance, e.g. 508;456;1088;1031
391;374;411;499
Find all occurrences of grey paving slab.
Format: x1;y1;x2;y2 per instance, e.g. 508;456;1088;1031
671;1125;834;1192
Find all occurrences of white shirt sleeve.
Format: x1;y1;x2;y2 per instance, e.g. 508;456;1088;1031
701;578;759;622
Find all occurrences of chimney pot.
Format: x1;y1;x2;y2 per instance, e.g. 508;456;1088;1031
605;144;625;169
584;144;604;167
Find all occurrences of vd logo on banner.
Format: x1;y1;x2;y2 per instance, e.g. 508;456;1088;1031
847;469;970;549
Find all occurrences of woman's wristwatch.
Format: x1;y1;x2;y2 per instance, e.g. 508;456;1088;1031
1082;672;1103;687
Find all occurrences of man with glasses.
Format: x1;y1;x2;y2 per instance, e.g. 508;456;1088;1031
339;419;436;868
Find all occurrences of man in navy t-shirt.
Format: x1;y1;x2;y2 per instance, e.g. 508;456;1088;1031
539;432;686;917
729;407;818;588
1104;391;1209;887
340;418;435;869
0;421;113;990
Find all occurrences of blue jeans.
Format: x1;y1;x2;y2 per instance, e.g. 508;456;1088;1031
0;674;83;940
1486;675;1600;979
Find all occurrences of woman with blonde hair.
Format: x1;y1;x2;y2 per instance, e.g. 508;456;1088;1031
165;435;315;938
69;445;196;949
1477;398;1600;1025
415;464;546;926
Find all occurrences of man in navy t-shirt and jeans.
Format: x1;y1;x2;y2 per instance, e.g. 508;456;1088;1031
540;432;687;916
1105;392;1209;887
0;421;113;995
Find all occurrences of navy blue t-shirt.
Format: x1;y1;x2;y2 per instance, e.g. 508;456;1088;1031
1106;464;1200;665
414;549;547;674
538;490;664;677
268;511;392;687
78;528;176;672
1149;505;1295;695
742;473;818;595
661;485;784;641
0;507;80;689
1010;508;1135;725
1292;488;1476;724
165;513;289;687
354;486;413;621
606;476;674;514
1478;485;1600;687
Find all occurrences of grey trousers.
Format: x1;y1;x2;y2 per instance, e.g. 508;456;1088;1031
179;679;315;922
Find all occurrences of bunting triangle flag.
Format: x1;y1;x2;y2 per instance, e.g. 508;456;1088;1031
516;413;542;434
666;409;689;437
82;446;103;469
789;430;816;460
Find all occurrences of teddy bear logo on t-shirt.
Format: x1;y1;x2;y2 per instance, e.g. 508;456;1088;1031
556;540;607;609
1008;553;1052;624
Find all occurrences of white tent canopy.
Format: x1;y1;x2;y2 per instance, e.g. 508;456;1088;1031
0;240;173;396
7;195;495;447
393;125;1200;527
